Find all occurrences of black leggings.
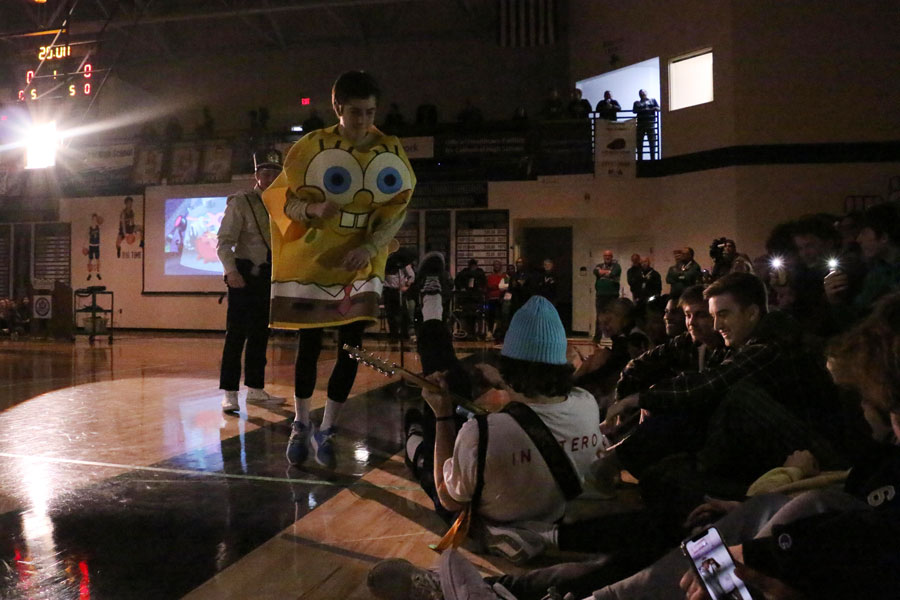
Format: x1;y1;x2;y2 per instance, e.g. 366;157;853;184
294;320;367;402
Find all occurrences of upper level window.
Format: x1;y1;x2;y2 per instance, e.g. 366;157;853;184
669;50;713;111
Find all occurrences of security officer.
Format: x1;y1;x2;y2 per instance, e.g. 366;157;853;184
217;149;284;412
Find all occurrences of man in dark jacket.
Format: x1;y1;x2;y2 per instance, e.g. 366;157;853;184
666;247;702;296
633;256;662;304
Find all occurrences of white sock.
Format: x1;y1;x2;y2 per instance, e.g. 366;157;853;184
422;294;443;321
293;396;310;425
406;433;423;463
320;398;343;430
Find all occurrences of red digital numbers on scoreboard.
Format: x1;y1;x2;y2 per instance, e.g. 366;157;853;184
21;60;95;102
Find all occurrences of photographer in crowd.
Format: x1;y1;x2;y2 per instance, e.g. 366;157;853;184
709;238;753;282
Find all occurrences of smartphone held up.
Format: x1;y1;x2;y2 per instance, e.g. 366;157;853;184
682;527;753;600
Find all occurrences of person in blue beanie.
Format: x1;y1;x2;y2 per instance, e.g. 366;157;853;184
373;296;603;592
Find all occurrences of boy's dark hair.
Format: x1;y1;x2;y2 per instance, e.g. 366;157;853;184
704;272;768;314
860;202;900;245
766;220;797;256
792;213;840;245
499;356;574;398
678;284;706;309
332;71;381;108
418;252;445;277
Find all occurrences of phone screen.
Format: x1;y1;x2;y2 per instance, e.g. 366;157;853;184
682;527;753;600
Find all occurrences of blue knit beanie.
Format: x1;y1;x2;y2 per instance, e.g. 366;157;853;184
501;296;568;365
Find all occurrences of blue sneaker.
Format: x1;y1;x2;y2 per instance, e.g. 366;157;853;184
286;421;310;466
311;425;337;468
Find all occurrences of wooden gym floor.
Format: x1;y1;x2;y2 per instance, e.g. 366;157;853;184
0;332;542;599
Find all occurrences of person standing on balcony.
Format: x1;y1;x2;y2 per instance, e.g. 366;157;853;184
633;89;660;160
595;90;621;121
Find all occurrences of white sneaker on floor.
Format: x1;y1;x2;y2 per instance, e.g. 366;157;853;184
221;391;240;413
480;521;550;564
246;388;285;405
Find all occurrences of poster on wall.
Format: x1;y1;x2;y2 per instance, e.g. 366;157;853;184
66;195;145;286
168;143;201;184
32;294;52;319
200;141;233;183
133;146;164;186
594;117;635;178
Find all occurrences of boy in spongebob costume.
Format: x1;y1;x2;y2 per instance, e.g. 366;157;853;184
263;71;415;468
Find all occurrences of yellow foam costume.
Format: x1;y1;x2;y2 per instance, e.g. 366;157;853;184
263;125;415;329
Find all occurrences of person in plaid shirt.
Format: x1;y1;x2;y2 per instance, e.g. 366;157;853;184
603;273;860;500
616;285;726;401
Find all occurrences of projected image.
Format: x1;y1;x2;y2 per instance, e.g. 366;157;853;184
164;196;227;275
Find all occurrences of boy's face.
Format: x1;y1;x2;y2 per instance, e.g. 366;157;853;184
709;293;759;348
335;95;377;140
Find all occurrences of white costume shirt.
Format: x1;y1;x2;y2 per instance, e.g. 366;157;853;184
442;387;601;524
216;189;272;274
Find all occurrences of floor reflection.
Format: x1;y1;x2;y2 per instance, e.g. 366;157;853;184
0;382;409;598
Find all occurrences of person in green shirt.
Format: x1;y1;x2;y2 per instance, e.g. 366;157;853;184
594;250;621;339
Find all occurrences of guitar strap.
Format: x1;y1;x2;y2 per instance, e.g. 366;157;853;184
501;401;583;500
244;191;272;264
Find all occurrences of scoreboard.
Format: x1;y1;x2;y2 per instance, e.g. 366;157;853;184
17;40;100;103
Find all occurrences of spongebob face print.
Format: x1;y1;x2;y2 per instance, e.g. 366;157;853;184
295;140;413;238
263;126;415;330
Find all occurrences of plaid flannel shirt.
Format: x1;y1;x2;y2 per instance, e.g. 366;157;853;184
616;333;726;400
638;312;836;424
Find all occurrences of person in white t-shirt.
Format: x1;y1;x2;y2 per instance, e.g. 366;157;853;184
424;295;602;563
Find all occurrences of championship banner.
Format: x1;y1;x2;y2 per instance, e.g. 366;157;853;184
594;117;635;178
62;143;136;194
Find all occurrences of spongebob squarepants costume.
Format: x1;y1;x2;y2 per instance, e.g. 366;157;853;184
262;125;415;329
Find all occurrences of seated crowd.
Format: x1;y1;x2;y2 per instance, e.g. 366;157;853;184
367;200;900;600
0;297;30;338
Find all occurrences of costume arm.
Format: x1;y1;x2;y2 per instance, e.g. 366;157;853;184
361;208;407;257
638;343;779;414
283;189;312;224
216;195;243;274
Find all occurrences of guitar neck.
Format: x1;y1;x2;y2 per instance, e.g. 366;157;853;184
344;345;487;417
394;365;487;418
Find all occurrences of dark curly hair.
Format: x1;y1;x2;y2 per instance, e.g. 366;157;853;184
499;356;574;398
828;292;900;415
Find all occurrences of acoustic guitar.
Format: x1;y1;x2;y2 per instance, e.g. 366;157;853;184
343;344;487;418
